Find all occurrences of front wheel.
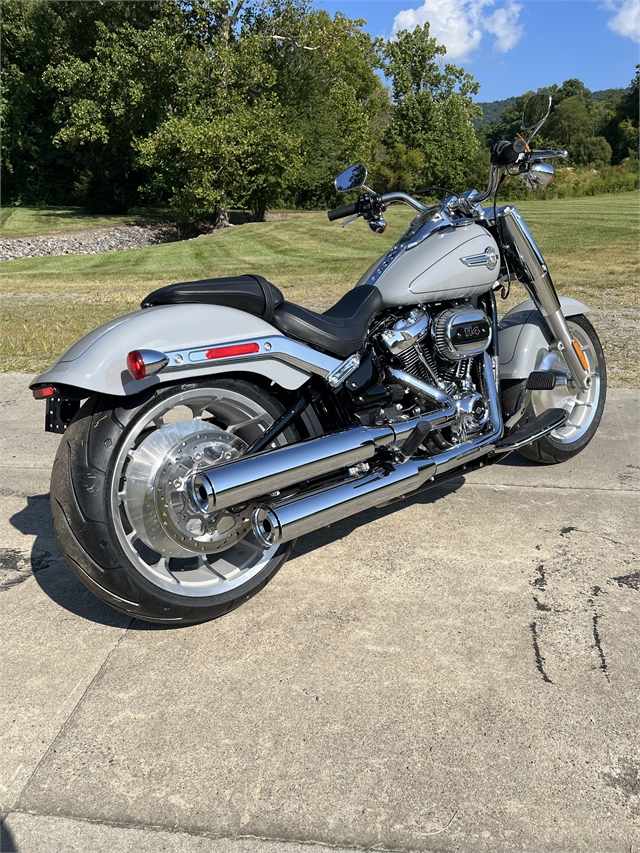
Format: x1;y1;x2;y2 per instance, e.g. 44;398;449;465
51;378;303;624
507;314;607;464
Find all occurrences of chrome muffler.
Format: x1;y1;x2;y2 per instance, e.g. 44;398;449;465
251;353;503;547
187;386;457;514
252;457;437;547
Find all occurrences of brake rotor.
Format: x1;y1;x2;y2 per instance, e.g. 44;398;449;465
121;420;250;557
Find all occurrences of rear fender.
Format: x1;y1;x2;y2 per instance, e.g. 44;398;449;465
498;296;590;380
30;303;341;396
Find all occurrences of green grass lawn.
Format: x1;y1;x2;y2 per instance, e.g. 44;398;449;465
1;193;638;382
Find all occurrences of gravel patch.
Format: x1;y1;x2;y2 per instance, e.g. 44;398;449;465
0;223;184;261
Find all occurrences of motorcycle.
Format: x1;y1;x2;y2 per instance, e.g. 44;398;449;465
31;93;606;624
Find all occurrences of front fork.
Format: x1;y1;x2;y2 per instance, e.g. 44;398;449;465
497;206;592;392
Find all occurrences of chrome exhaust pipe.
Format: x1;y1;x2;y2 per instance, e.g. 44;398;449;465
188;387;457;514
252;457;437;547
251;353;503;547
189;425;394;514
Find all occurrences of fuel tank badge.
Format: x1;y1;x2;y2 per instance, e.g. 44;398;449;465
461;247;499;270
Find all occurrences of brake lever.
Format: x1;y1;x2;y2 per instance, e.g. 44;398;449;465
341;213;361;229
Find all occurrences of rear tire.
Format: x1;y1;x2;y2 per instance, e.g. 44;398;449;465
51;378;302;624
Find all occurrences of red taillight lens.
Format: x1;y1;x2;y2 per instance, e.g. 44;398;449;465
33;385;57;399
126;350;146;380
205;343;260;360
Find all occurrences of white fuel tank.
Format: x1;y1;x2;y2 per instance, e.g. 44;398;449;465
357;221;500;307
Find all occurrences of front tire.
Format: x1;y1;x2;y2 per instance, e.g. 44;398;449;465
506;314;607;464
51;378;301;624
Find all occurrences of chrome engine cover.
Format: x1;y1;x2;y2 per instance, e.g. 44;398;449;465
434;307;492;361
380;308;430;355
451;392;490;443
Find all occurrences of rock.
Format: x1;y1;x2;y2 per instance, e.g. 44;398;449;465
0;223;186;261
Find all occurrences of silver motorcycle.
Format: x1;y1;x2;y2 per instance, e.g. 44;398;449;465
31;93;606;624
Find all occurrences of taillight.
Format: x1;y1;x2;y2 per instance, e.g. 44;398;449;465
127;350;147;380
33;385;57;399
126;349;169;380
205;343;260;360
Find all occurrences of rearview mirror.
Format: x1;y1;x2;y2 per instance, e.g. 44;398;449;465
334;164;368;193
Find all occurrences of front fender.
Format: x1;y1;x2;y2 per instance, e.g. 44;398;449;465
498;296;590;380
30;303;333;396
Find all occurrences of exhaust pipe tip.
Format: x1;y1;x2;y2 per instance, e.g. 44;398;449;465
188;473;216;514
252;506;282;548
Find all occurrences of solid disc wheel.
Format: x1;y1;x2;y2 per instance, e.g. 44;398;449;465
51;378;300;624
516;314;607;464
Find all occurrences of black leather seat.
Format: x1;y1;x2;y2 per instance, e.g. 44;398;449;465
272;286;383;358
142;274;383;359
141;275;284;322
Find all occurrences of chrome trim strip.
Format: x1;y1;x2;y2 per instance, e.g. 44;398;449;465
161;335;341;380
499;409;569;452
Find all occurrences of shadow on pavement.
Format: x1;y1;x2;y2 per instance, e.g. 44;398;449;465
10;477;465;629
9;496;130;629
0;820;16;852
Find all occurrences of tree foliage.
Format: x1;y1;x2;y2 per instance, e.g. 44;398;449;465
380;24;480;192
2;3;637;218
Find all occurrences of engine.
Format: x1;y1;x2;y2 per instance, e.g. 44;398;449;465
377;302;493;444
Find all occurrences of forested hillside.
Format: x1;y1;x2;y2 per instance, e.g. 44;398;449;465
2;0;638;222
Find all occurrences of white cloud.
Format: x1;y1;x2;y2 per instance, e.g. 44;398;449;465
484;2;524;53
607;0;640;43
391;0;525;60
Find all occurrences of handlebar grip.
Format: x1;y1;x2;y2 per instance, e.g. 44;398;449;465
327;202;358;222
491;138;527;167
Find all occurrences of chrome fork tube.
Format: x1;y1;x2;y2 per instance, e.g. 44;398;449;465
497;206;591;391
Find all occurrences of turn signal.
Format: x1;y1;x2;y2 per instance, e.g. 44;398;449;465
205;343;260;360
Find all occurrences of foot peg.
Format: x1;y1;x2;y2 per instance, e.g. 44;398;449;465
527;371;556;391
496;408;568;453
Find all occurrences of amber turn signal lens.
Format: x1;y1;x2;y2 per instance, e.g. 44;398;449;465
572;339;589;372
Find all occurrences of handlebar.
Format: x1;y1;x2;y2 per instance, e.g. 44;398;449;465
529;149;568;160
327;202;358;221
327;142;569;224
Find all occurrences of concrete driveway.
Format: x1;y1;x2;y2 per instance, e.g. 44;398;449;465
1;373;638;853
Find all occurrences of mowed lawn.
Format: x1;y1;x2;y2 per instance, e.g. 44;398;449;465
1;193;638;383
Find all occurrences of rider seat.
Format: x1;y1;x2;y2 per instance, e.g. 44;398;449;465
142;275;383;359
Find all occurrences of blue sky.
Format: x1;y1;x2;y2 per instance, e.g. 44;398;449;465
315;0;640;101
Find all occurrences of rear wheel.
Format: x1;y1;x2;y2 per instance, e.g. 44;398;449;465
508;314;606;464
51;378;302;624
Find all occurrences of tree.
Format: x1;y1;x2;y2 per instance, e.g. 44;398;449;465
604;66;639;162
256;5;388;207
380;25;480;191
572;136;612;167
43;5;186;212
